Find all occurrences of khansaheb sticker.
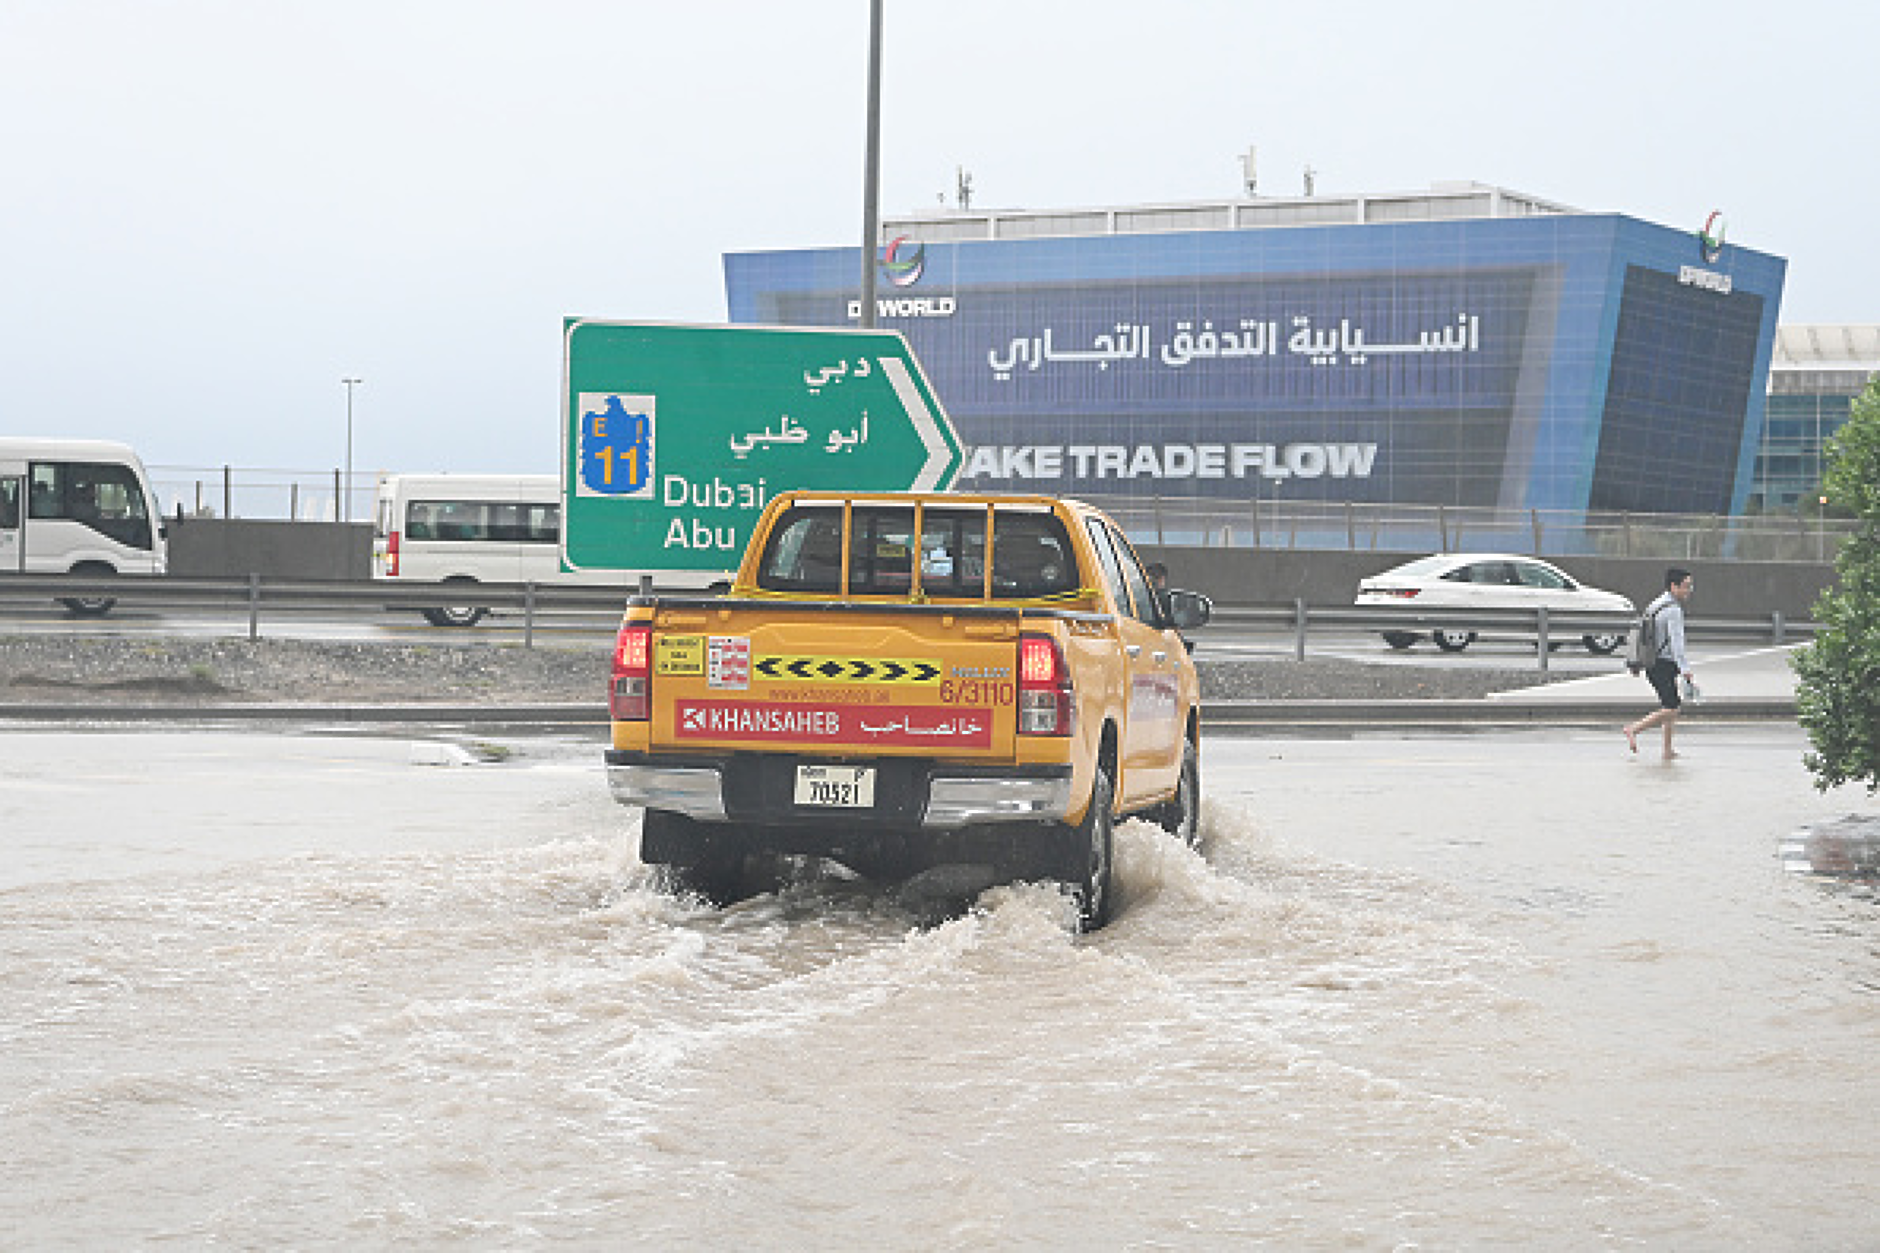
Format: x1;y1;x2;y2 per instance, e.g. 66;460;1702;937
673;700;993;748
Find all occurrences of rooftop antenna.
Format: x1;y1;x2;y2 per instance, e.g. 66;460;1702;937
1303;165;1317;197
1241;146;1258;197
957;166;974;211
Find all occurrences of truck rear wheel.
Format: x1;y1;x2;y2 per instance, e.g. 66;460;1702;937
639;810;787;905
1063;766;1115;932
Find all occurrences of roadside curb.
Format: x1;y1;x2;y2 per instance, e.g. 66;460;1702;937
0;702;613;726
1203;697;1796;727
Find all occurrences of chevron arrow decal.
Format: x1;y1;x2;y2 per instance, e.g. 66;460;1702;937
754;655;942;685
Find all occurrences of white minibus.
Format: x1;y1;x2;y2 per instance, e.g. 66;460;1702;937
372;473;723;626
0;437;167;615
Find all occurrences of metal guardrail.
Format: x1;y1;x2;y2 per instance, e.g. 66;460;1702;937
0;574;642;648
1207;602;1814;673
0;573;1817;673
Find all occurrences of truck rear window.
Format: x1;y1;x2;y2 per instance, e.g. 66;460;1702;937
755;505;1079;599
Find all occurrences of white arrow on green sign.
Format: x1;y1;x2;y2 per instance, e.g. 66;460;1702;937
561;320;962;573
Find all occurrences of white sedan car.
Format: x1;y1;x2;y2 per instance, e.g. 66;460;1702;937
1355;553;1634;654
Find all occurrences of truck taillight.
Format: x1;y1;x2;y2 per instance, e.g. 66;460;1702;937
1017;633;1074;737
385;530;400;576
611;622;653;721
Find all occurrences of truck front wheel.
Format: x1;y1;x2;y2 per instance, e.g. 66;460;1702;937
1156;740;1201;850
1062;766;1115;932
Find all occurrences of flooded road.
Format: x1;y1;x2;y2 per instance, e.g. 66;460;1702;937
3;724;1878;1249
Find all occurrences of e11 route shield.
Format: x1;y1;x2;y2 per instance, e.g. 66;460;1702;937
562;320;962;574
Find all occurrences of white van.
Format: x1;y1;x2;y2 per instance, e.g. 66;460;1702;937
373;473;722;626
0;437;167;615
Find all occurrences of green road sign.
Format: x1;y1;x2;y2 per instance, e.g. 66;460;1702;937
562;321;961;573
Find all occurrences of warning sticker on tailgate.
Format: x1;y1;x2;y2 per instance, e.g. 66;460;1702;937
673;700;992;748
654;635;752;690
655;636;704;676
709;637;751;689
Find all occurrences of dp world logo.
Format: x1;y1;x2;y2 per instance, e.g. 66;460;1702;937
880;235;924;287
1697;210;1727;264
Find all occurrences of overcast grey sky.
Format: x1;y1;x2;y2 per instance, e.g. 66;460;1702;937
2;0;1870;479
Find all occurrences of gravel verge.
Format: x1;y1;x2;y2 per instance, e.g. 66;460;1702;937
0;635;1579;707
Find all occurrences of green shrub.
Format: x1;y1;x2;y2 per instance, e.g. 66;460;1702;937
1795;376;1880;791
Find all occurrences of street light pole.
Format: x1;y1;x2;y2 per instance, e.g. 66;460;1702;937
858;0;882;329
341;377;362;522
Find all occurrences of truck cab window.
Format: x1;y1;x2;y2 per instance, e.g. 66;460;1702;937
756;508;846;592
1107;525;1163;626
989;510;1077;598
759;504;1078;599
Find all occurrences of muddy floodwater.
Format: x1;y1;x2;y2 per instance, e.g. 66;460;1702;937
4;724;1879;1249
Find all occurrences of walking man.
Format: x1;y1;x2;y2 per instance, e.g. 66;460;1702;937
1624;567;1696;759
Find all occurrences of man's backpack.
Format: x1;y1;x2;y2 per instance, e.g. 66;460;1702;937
1625;603;1663;675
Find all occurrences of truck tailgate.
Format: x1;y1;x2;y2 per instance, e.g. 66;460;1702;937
648;605;1022;760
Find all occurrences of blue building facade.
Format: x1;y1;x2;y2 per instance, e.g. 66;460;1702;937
725;194;1786;520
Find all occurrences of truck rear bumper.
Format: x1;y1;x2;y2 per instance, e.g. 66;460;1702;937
606;761;730;821
923;771;1073;827
604;751;1073;828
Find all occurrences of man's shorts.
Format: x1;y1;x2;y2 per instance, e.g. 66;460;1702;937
1646;659;1682;710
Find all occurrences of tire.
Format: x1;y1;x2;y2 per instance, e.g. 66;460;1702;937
59;562;117;617
1381;631;1419;650
1156;740;1201;849
639;809;746;905
1062;765;1116;932
1431;629;1475;653
1582;633;1624;656
423;578;487;627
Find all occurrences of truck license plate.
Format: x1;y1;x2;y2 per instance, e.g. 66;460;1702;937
794;764;876;809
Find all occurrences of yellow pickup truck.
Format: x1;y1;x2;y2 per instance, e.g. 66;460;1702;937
603;491;1210;929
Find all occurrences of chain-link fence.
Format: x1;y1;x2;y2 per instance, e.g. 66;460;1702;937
148;466;381;525
145;468;1853;563
1080;494;1852;563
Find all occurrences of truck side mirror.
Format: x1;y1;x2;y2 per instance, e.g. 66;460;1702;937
1167;589;1211;631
